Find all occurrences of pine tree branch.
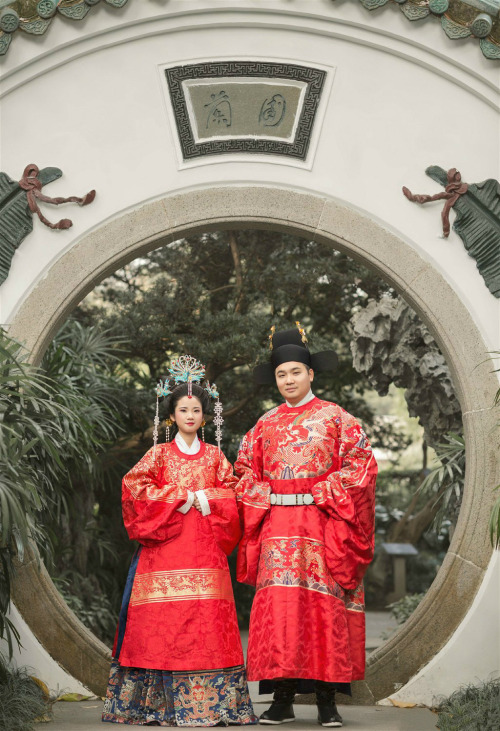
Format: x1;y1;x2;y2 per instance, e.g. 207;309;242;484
221;392;255;418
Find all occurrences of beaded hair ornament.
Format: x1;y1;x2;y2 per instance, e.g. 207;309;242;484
153;355;223;456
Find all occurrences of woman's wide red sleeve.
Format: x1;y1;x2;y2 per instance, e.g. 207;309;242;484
311;412;377;590
234;424;271;586
205;453;241;556
122;446;188;547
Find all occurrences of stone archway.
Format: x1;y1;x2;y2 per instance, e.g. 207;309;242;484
9;185;498;700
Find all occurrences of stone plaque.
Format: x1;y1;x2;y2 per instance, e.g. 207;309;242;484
184;79;305;142
165;61;326;160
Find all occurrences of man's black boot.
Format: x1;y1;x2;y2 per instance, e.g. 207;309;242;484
259;680;296;725
315;682;343;728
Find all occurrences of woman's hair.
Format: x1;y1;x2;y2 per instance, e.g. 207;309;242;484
162;382;211;442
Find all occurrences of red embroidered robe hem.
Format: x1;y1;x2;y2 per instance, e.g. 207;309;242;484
115;441;244;671
235;397;377;683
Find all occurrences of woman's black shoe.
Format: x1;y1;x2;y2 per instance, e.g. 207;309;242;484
317;704;343;727
259;703;295;725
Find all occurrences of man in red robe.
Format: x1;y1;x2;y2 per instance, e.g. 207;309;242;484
235;326;377;728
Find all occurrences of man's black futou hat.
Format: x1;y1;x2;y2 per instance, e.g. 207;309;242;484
254;327;338;385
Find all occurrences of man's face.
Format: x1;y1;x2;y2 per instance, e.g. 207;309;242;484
275;361;314;406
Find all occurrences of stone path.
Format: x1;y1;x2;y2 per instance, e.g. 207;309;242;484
49;699;438;730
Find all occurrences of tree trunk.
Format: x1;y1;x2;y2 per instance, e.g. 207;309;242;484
69;480;95;576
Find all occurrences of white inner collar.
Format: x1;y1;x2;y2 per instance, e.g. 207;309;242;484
175;433;201;455
286;389;315;408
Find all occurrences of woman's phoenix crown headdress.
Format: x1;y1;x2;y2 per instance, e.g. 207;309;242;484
153;355;223;456
156;355;219;400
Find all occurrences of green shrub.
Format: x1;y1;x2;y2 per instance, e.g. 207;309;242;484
54;575;118;646
387;593;425;624
436;679;500;730
0;656;49;730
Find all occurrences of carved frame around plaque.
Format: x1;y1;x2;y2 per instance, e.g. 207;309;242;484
164;61;327;161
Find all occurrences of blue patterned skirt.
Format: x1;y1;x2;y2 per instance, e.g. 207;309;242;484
102;661;258;726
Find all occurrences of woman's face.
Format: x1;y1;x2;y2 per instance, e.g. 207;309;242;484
171;395;204;438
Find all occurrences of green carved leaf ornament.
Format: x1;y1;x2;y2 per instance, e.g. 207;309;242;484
413;166;500;298
0;167;61;287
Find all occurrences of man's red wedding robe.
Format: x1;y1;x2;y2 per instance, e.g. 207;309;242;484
235;397;377;684
115;441;244;671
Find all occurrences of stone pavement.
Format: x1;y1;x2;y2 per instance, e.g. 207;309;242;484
49;699;438;730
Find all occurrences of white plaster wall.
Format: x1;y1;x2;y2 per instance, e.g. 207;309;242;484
1;1;499;343
0;0;499;703
382;551;500;706
0;604;91;695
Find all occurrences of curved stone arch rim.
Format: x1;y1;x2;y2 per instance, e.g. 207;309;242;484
9;185;497;701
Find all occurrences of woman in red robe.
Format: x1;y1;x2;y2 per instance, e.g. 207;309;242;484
102;359;257;727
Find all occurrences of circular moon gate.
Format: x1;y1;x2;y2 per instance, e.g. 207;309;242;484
9;186;498;700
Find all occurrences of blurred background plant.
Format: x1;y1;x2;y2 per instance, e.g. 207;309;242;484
0;320;127;654
386;593;425;626
417;433;465;535
0;323;125;730
38;320;131;644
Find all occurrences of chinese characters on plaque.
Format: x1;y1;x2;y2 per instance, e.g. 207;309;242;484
165;62;327;160
184;80;305;142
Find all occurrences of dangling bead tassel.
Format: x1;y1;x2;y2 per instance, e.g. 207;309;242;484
214;400;224;453
153;397;160;459
165;419;171;442
201;420;206;442
188;377;192;399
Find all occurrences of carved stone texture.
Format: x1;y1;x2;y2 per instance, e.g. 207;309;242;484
0;0;129;55
404;166;500;298
37;1;58;20
401;2;430;20
184;81;302;142
429;0;449;12
470;12;493;37
165;62;326;161
58;3;91;21
350;1;500;59
350;294;462;446
0;8;19;32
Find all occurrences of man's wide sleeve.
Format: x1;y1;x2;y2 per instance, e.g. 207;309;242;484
311;413;377;590
234;424;271;586
122;447;186;547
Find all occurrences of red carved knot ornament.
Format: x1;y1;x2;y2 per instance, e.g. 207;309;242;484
18;163;96;230
403;168;469;238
